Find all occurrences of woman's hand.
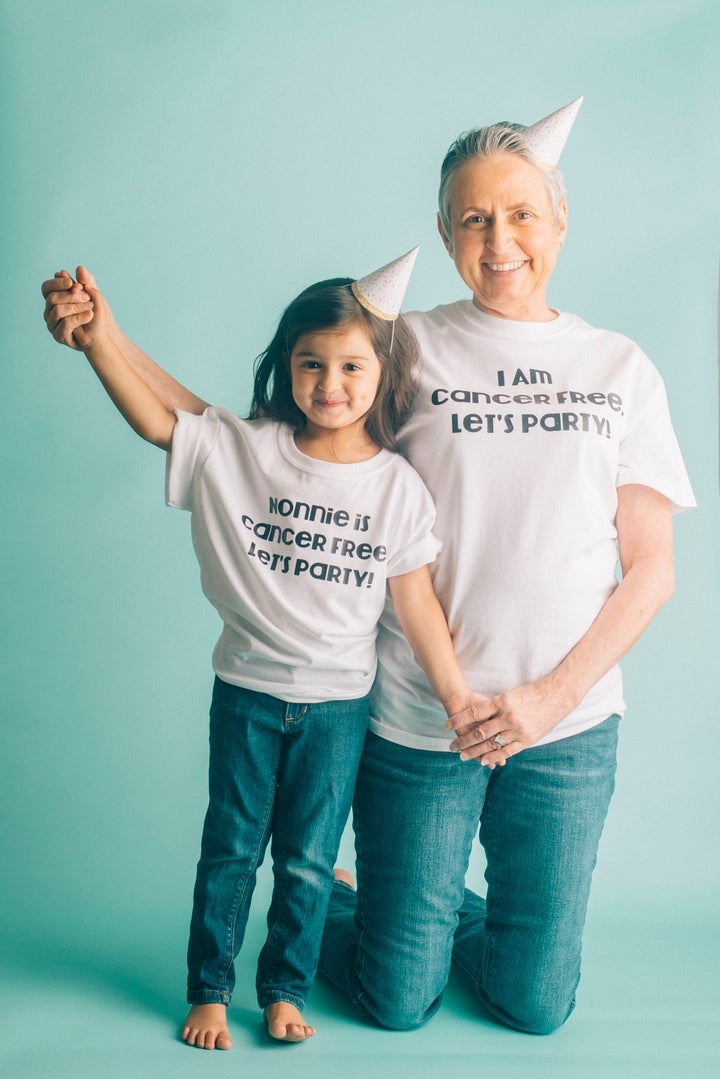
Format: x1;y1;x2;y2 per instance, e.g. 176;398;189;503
443;690;508;768
446;675;574;766
53;271;177;450
71;280;113;353
446;486;675;768
41;267;108;350
42;267;211;416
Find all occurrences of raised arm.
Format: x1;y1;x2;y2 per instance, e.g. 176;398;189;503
448;483;674;765
388;565;490;723
42;268;209;415
71;280;178;450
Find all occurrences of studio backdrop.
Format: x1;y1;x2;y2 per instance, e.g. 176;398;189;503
1;0;718;961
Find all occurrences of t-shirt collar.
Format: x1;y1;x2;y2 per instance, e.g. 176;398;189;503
454;298;575;341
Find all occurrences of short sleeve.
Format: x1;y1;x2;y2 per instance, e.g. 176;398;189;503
617;376;696;514
385;465;443;578
165;408;222;511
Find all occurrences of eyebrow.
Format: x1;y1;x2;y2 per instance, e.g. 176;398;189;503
294;350;371;361
460;201;538;214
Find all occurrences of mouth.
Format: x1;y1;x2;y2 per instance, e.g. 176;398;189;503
313;398;343;408
484;260;527;272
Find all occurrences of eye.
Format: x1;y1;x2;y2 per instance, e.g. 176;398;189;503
298;359;321;369
514;211;534;221
463;214;488;227
344;362;362;372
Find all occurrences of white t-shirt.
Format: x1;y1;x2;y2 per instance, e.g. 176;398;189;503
371;301;696;750
166;409;441;703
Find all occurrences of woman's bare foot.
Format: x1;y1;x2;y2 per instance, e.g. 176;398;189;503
333;867;356;889
264;1001;316;1042
182;1003;232;1050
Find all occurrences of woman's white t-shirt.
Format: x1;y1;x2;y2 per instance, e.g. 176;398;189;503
370;302;696;750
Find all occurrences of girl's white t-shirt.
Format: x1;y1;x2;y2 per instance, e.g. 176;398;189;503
370;301;696;750
166;409;441;703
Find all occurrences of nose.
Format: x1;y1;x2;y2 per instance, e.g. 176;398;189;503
317;368;340;392
486;219;513;252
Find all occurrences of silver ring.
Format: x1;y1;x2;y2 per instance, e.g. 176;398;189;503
492;733;507;748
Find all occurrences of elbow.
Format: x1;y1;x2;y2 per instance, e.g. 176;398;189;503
661;565;675;607
654;559;675;611
146;430;174;452
626;555;675;617
136;415;176;451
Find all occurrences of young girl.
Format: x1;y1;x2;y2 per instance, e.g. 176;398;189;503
53;251;482;1048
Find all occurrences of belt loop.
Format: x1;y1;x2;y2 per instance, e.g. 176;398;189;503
285;702;309;722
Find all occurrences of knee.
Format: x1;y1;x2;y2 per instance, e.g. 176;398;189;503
513;1004;573;1036
364;993;441;1032
354;971;443;1031
474;936;580;1035
486;992;575;1036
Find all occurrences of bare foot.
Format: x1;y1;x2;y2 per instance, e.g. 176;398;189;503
182;1003;232;1050
333;867;356;889
264;1001;316;1042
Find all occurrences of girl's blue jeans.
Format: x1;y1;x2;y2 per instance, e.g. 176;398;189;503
318;716;619;1034
186;676;369;1011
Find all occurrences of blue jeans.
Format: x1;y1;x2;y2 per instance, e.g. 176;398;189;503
187;677;369;1010
318;716;619;1033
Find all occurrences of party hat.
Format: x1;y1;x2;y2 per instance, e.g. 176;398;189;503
351;246;419;321
523;96;583;168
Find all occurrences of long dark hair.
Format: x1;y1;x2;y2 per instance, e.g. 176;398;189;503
249;278;419;451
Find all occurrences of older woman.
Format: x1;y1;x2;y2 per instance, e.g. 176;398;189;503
312;100;694;1035
42;99;694;1035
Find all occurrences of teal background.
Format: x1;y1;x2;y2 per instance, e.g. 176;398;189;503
1;1;718;1075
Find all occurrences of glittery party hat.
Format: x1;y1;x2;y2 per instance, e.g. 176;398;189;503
351;246;419;321
523;96;583;168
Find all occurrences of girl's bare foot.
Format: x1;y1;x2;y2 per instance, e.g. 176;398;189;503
333;867;356;889
182;1003;232;1050
264;1001;316;1042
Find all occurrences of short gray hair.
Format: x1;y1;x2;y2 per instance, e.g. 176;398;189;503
438;122;567;236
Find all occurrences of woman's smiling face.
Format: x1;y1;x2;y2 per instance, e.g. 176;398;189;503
439;152;567;322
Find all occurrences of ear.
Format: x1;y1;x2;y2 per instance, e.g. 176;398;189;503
556;200;568;245
437;212;454;256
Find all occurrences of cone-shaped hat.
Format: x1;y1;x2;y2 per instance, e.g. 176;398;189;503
523;96;583;168
351;246;419;321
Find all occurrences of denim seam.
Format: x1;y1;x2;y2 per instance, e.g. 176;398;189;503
478;768;499;1005
349;792;369;1011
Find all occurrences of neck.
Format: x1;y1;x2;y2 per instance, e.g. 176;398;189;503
294;426;380;464
472;297;559;323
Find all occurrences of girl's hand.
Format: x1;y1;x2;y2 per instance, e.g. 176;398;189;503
445;676;573;766
41;266;109;350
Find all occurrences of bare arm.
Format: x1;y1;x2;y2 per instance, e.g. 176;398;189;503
388;565;489;720
448;484;675;764
73;283;177;450
42;268;209;415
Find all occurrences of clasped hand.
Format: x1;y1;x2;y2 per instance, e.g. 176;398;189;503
41;267;107;351
446;677;570;767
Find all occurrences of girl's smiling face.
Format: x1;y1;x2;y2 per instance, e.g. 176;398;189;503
439;152;567;322
290;322;383;448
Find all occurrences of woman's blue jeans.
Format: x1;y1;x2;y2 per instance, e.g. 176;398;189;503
187;677;369;1011
318;716;619;1034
